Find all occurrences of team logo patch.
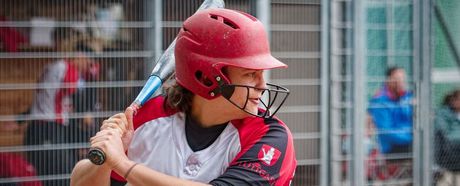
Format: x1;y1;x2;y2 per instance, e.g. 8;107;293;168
258;144;281;166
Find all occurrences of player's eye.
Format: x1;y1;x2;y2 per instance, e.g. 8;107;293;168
245;72;256;78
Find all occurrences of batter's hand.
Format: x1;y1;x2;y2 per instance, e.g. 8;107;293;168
99;107;135;151
89;107;135;168
90;128;126;168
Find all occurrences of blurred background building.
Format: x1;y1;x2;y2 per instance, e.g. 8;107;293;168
0;0;458;185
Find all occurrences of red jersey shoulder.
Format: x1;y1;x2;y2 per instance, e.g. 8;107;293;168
231;117;268;142
132;96;178;130
231;116;290;148
226;116;296;185
232;116;288;134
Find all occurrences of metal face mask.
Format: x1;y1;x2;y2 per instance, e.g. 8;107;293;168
213;81;290;118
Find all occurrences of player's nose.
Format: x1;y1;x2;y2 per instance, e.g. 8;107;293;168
254;71;267;90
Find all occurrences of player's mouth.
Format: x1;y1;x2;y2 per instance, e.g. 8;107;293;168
248;97;260;105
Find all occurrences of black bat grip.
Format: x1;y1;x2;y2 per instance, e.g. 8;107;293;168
87;147;106;165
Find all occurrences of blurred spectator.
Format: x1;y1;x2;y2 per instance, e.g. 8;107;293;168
102;43;136;111
24;38;99;186
52;27;82;52
368;67;413;154
0;121;41;186
434;89;460;185
69;43;101;160
0;15;27;52
0;152;42;186
69;88;100;160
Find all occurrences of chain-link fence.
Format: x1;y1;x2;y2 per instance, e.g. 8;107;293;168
431;0;460;185
0;0;154;185
0;0;321;185
1;0;459;186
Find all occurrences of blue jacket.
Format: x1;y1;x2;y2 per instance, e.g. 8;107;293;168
368;86;413;154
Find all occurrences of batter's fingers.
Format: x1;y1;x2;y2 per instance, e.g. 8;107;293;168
109;113;128;125
90;136;111;145
100;122;122;132
102;118;122;128
102;118;126;131
101;120;125;135
90;132;119;146
90;129;120;142
101;126;123;136
90;141;110;152
112;118;127;132
90;132;107;143
124;107;134;131
109;113;129;129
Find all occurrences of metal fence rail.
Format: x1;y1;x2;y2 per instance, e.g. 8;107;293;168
0;0;321;185
1;0;457;186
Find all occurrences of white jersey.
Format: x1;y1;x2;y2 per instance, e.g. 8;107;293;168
111;96;297;186
129;112;240;182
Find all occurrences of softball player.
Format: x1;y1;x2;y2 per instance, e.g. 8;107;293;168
71;8;296;186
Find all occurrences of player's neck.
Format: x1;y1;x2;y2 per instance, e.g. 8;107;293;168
189;110;228;128
190;101;228;128
190;96;233;128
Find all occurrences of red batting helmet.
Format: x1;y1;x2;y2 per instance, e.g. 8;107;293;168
175;8;287;99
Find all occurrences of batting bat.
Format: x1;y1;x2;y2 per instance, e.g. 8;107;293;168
88;0;225;165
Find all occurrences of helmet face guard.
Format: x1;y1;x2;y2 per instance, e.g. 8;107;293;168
215;83;290;118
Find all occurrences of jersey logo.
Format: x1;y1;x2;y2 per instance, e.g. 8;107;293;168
258;144;281;166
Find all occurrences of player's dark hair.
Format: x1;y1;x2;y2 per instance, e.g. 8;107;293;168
386;66;403;78
74;42;95;53
443;89;460;109
163;83;194;114
163;68;228;114
52;27;80;43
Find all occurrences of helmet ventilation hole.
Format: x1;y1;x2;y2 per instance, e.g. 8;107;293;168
195;71;213;87
209;14;239;29
195;71;203;80
223;19;238;29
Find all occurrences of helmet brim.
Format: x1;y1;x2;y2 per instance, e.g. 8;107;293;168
218;54;287;70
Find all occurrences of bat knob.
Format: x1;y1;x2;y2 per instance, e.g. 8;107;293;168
88;147;106;165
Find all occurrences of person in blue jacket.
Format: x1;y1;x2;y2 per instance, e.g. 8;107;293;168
368;67;413;154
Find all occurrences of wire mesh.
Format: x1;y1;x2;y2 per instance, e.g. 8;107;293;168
329;0;418;185
432;0;460;186
270;1;321;185
1;0;455;186
363;1;416;185
0;0;321;185
0;0;158;185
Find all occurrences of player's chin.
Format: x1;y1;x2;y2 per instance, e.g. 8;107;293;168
244;106;259;117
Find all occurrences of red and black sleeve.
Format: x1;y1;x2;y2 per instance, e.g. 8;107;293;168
210;117;296;186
